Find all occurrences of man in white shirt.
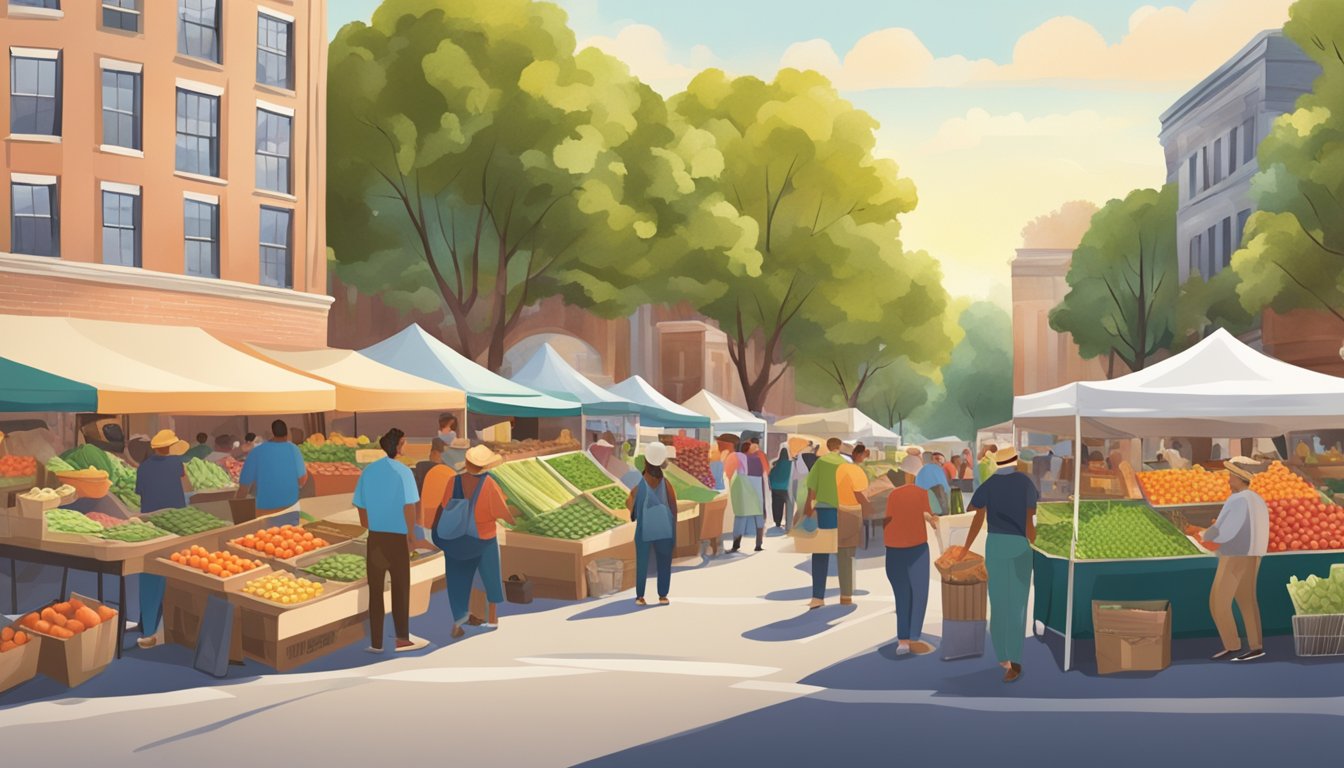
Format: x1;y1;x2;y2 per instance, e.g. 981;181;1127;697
1198;457;1270;662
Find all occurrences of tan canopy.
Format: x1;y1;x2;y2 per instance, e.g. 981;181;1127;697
239;344;466;413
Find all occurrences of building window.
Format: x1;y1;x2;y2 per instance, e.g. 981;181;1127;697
259;206;292;288
1201;146;1210;191
1213;138;1223;184
10;53;60;136
11;180;58;257
257;14;293;89
1189;234;1202;278
1205;225;1217;278
102;189;140;267
1228;126;1239;175
1242;117;1255;165
102;0;138;31
11;1;60;8
255;109;292;194
101;70;141;150
175;89;220;177
1187;156;1196;200
1236;209;1251;250
184;198;219;277
1221;217;1233;268
178;0;221;64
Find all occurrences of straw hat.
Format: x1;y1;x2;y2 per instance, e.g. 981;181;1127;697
1224;456;1256;483
464;444;500;469
169;440;190;456
644;442;670;468
150;429;179;450
900;455;924;475
994;447;1021;466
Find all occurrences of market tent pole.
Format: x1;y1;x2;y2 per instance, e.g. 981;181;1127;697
1063;412;1082;672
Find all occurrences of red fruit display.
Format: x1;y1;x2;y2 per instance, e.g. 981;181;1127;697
671;436;715;488
1267;497;1344;552
221;456;244;483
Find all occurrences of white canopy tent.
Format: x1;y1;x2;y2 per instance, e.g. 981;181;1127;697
772;408;901;443
681;389;766;435
1013;328;1344;671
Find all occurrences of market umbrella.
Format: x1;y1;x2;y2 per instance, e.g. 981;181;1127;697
608;376;710;429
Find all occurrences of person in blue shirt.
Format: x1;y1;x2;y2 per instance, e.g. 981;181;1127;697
236;420;308;514
354;428;428;654
625;442;679;606
914;448;952;516
134;429;192;649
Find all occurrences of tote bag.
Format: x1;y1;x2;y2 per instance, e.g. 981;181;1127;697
431;475;486;550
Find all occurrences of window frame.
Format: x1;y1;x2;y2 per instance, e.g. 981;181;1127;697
256;12;295;90
10;0;61;9
101;67;142;151
258;205;293;289
1228;126;1239;175
101;0;139;32
255;107;293;194
183;195;221;278
9;50;62;137
101;185;141;268
177;0;222;64
175;87;221;178
10;177;59;258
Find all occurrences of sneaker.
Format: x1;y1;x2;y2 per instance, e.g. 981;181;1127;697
136;626;165;649
395;635;429;652
658;597;670;605
908;641;936;656
1210;648;1239;661
364;645;384;654
635;597;647;606
1231;649;1265;663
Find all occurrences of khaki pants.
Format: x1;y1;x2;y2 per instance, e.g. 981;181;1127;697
1210;555;1263;652
838;547;856;597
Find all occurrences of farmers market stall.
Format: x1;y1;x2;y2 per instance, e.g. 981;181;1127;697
772;408;901;444
681;390;767;436
509;343;642;444
1015;328;1344;670
608;377;710;431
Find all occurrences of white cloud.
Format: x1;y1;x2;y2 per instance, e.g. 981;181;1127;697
579;24;720;94
920;108;1131;154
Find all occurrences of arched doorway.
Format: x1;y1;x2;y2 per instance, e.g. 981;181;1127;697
502;333;611;386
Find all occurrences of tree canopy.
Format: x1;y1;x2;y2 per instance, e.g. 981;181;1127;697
918;302;1013;440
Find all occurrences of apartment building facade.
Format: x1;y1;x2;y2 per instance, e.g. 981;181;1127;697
0;0;330;346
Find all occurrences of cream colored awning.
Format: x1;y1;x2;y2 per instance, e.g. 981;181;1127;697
239;344;466;413
0;315;336;414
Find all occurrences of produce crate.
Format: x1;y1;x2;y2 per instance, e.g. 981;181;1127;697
1291;613;1344;657
225;526;353;569
674;500;700;559
147;556;272;594
16;492;61;518
162;580;245;663
498;525;636;600
539;450;626;495
0;614;41;694
187;487;240;505
698;497;730;543
305;472;361;498
33;593;117;688
942;580;987;621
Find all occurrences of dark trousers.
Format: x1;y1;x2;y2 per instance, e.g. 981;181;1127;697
811;554;831;599
636;538;674;598
771;490;789;526
885;543;930;641
367;531;410;647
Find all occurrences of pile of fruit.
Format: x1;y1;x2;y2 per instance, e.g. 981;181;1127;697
44;509;107;535
1137;468;1231;506
221;456;244;483
55;445;139;508
303;553;366;582
491;459;574;516
100;520;170;543
84;511;124;527
1289;565;1344;615
1267;497;1344;551
242;572;325;605
512;498;625;540
0;626;31;653
306;461;361;477
17;598;115;640
590;485;629;511
234;525;333;559
300;434;360;464
145;506;228;535
18;486;68;504
0;454;37;480
671;435;715;488
544;453;611;491
1034;501;1200;560
168;545;264;578
185;457;233;490
1250;461;1317;501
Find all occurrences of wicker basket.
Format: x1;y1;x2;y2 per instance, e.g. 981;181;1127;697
1292;613;1344;657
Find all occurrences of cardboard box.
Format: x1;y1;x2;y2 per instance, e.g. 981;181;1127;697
34;593;118;688
239;604;366;672
942;580;988;621
163;581;245;663
1093;599;1172;675
0;615;42;694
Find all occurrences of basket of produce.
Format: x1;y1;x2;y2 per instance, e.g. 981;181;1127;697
0;616;40;694
156;545;269;592
238;571;329;611
1288;566;1344;656
670;435;716;489
305;461;362;496
229;524;336;563
142;505;230;535
299;434;359;464
300;551;367;582
18;593;118;688
53;468;111;499
1033;500;1203;560
16;486;64;517
935;545;988;583
42;508;110;542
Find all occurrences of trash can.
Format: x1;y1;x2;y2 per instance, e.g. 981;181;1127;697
584;559;624;598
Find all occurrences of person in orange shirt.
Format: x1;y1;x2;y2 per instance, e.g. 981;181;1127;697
416;439;457;530
884;455;940;655
441;445;515;639
834;443;872;605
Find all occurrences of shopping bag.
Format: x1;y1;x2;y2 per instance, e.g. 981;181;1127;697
431;476;485;550
789;526;838;554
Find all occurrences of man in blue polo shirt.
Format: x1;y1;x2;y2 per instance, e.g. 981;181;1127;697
354;428;427;654
236;420;308;514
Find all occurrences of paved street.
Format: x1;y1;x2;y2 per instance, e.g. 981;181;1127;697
0;530;1335;766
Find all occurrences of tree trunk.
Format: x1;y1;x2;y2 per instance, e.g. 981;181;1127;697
1107;351;1115;378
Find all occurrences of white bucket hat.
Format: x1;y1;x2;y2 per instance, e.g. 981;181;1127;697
644;442;671;468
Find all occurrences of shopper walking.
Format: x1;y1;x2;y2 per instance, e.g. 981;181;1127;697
800;438;847;609
626;442;679;605
1198;458;1270;662
835;443;871;605
719;434;765;553
438;445;515;638
739;438;769;550
769;444;793;529
885;455;939;655
354;429;428;654
236;420;309;514
133;429;192;649
960;446;1039;683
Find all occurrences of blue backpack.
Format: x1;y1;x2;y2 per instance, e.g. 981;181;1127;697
431;475;486;550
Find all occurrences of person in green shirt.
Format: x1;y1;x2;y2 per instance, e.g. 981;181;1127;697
800;438;846;610
182;433;213;461
975;443;999;490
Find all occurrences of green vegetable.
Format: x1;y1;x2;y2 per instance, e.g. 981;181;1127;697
185;457;232;490
100;521;170;542
304;553;367;582
45;456;76;473
590;485;629;511
491;459;574;516
512;498;626;540
61;444;118;475
299;443;357;464
45;508;106;535
1034;501;1200;560
1289;566;1344;615
145;506;228;535
544;453;611;491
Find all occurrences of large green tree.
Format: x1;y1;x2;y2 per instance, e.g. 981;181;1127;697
918;302;1013;440
669;69;921;411
1231;0;1344;325
1049;184;1180;373
327;0;758;369
857;356;934;441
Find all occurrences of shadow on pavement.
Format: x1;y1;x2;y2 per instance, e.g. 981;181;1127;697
567;599;659;621
742;604;857;642
761;586;870;601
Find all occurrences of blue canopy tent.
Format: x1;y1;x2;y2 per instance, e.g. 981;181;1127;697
509;343;641;444
0;357;99;412
608;376;710;430
359;325;581;419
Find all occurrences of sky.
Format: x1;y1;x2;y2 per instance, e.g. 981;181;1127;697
327;0;1297;302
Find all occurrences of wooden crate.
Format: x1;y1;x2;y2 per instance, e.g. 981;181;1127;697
498;526;636;600
674;501;700;559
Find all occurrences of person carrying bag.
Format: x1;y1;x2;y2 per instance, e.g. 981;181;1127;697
626;443;679;606
432;445;514;639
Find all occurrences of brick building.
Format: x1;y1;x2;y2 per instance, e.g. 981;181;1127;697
0;0;330;346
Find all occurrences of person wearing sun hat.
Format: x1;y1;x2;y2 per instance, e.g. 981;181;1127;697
440;443;515;638
133;429;193;649
960;446;1040;682
1193;457;1269;662
625;442;679;605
